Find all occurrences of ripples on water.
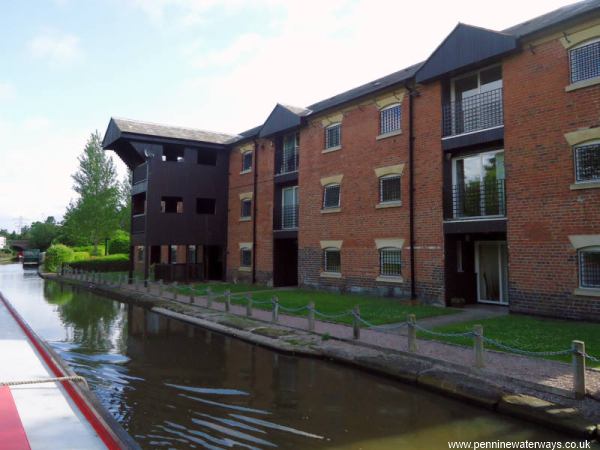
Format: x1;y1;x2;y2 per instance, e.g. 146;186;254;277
0;265;583;450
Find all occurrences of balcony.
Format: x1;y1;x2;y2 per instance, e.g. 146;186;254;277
132;214;145;234
442;87;503;137
450;179;505;220
132;162;147;184
273;204;299;231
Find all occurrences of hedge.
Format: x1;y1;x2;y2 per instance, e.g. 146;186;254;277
68;254;129;272
45;244;74;273
109;230;129;255
71;244;106;257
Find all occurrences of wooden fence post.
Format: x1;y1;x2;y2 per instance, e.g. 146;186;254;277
353;305;361;340
272;296;279;323
308;302;315;332
206;288;213;308
246;295;253;317
225;290;231;312
407;314;417;353
473;324;484;368
572;340;586;399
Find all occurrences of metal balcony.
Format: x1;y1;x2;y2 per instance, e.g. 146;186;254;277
443;88;503;137
276;151;299;175
132;163;147;184
451;179;505;219
273;204;299;230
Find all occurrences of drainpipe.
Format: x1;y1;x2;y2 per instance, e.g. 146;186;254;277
251;138;259;284
405;83;419;300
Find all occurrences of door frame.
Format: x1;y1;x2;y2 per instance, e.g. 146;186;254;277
474;240;508;305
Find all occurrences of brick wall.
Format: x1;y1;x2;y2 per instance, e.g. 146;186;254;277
298;92;416;298
226;139;275;285
503;29;600;320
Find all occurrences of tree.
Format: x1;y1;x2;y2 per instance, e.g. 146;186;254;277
28;216;60;250
61;131;120;255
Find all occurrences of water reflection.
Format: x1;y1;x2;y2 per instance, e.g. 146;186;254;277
0;265;587;449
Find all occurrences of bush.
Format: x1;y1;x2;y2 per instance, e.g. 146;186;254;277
71;251;90;262
108;230;130;255
72;244;106;256
44;244;74;273
68;254;129;272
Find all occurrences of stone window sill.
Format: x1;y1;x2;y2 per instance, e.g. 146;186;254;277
376;275;404;284
376;201;402;209
238;266;252;272
239;217;251;222
570;181;600;190
376;130;402;141
565;76;600;92
321;207;341;214
573;288;600;298
240;169;252;175
320;272;342;279
322;145;342;154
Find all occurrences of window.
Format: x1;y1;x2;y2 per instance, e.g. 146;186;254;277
379;175;401;203
380;104;402;135
198;149;217;166
170;245;177;264
279;132;299;174
196;198;216;214
241;199;252;219
323;248;341;273
579;248;600;289
161;196;183;213
569;39;600;84
188;245;197;264
379;248;402;277
241;151;253;172
281;186;299;229
240;248;252;267
325;123;341;149
457;240;464;273
574;141;600;183
323;184;340;209
162;145;184;162
132;192;146;215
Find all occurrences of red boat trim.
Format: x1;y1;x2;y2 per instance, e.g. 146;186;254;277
0;293;122;450
0;386;31;450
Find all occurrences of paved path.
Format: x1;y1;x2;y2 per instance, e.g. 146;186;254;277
111;281;600;404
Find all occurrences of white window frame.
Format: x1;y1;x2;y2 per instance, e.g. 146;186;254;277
323;183;341;209
379;174;401;204
325;123;341;149
241;151;253;173
569;37;600;84
579;246;600;289
573;139;600;184
379;247;402;277
323;248;341;274
379;103;402;135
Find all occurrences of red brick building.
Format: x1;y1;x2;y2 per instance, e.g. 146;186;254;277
107;1;600;320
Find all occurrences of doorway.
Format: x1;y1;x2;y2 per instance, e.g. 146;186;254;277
475;241;508;304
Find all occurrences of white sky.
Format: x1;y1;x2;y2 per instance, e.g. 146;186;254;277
0;0;577;232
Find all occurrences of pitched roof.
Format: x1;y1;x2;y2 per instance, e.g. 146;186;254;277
104;117;238;148
259;104;312;138
504;0;600;38
307;62;423;115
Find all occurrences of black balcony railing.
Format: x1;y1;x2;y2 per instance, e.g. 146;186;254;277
273;204;299;230
132;214;145;234
443;87;503;137
276;150;299;175
133;163;147;184
452;179;505;219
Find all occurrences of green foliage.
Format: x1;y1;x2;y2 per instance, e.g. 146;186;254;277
68;254;129;272
72;244;105;256
108;230;130;255
71;251;90;262
60;131;121;252
28;216;60;251
44;244;74;273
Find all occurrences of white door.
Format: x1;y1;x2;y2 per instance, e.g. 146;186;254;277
475;241;508;305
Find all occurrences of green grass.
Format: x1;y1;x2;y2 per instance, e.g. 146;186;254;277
229;288;458;326
419;314;600;367
171;281;270;296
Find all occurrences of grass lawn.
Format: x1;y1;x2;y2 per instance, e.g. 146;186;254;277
419;314;600;368
227;288;458;326
172;281;271;296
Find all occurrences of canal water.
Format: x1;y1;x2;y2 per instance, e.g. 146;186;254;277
0;264;580;449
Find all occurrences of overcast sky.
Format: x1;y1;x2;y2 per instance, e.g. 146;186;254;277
0;0;576;232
